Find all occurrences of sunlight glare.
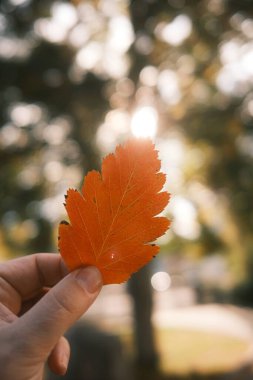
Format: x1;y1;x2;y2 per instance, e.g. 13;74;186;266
76;42;102;70
130;106;158;138
170;196;200;240
9;103;42;127
51;2;78;29
160;15;192;46
157;70;181;105
107;16;134;53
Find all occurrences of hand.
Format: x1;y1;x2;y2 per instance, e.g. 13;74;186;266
0;253;102;380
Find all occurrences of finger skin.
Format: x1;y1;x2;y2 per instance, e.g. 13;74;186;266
0;253;68;314
48;336;70;376
14;266;102;359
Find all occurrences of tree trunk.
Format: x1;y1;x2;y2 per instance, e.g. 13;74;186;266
128;264;158;369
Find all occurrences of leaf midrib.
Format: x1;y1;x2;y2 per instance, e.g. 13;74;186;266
96;157;137;259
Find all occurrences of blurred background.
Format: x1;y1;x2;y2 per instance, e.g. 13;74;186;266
1;0;253;379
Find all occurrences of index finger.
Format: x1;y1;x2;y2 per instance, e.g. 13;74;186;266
0;253;69;314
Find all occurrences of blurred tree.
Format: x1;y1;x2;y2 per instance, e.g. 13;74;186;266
128;0;253;281
0;2;108;255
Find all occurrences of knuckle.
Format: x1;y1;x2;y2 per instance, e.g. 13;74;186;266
50;291;79;315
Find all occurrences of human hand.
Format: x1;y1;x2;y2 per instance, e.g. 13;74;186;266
0;253;102;380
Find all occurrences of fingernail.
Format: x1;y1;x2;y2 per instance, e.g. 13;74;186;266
75;266;103;294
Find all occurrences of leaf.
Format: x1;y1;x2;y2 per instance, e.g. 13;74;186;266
58;139;170;284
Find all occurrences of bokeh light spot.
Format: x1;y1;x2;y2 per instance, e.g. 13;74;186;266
151;271;171;292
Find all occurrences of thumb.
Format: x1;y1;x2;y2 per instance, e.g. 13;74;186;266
15;266;102;358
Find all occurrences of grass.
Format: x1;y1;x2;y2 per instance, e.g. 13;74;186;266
156;327;250;375
107;324;250;376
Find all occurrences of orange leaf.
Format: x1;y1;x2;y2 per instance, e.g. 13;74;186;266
58;139;170;284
